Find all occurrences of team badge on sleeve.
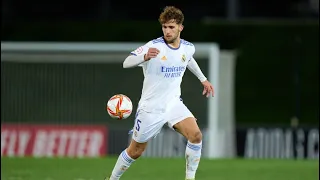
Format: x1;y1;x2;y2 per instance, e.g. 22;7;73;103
134;46;143;54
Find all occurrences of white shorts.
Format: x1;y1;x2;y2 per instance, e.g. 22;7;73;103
132;100;194;143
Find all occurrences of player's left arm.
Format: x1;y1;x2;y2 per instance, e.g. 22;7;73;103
187;57;214;97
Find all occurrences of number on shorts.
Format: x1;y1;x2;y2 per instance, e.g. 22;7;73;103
135;119;142;131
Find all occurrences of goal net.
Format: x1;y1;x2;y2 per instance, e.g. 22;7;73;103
1;42;236;159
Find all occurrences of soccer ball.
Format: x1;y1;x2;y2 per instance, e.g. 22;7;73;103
106;94;133;120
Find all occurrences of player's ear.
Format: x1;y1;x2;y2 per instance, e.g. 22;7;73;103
179;24;184;32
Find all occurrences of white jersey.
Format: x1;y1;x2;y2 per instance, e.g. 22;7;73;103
130;37;195;113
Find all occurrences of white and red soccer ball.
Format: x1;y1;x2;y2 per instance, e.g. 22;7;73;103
106;94;133;120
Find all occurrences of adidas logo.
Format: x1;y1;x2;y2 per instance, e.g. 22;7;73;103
161;56;167;60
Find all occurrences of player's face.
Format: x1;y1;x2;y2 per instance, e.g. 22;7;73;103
162;20;183;44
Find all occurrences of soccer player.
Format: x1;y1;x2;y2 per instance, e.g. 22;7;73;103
105;6;214;180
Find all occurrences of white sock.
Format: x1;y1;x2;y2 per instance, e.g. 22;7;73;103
185;141;202;179
109;149;135;180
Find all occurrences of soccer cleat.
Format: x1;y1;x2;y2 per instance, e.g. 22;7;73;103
185;179;195;180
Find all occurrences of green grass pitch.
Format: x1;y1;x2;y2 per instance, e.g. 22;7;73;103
1;157;318;180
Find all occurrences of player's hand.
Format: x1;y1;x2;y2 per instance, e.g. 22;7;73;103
201;80;214;97
144;48;160;61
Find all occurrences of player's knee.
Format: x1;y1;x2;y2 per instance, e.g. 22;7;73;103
188;130;202;143
127;147;145;159
126;143;146;159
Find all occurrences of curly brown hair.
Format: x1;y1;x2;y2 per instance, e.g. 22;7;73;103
158;6;184;25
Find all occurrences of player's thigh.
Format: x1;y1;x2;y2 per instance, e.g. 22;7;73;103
173;117;202;141
166;102;201;141
132;110;165;143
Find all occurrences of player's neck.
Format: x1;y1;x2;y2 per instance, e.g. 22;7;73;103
165;37;181;49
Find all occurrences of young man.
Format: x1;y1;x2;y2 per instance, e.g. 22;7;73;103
105;6;214;180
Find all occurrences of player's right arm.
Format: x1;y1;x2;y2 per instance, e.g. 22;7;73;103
123;42;160;68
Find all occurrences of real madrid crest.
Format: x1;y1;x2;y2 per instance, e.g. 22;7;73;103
182;54;186;62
